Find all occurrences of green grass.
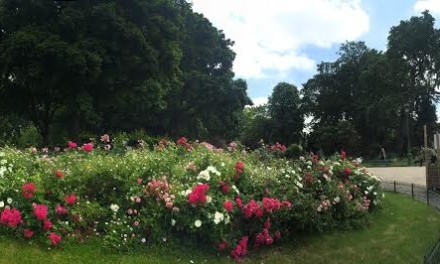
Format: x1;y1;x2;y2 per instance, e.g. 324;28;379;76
1;193;439;264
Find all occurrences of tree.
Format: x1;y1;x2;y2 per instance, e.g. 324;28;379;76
387;10;440;148
302;42;401;156
267;82;304;145
0;0;183;144
240;105;272;148
162;7;251;143
0;3;101;145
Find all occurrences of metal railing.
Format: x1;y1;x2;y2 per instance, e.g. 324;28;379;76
381;181;440;263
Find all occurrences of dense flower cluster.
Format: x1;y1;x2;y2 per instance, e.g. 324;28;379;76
242;199;263;219
83;143;94;152
145;177;177;210
0;208;22;228
0;136;381;260
22;183;36;199
49;232;62;246
33;204;48;220
223;200;234;213
230;236;249;260
64;194;77;205
269;142;287;153
176;137;192;151
188;184;210;205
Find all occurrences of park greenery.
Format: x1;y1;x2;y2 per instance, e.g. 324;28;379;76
1;192;437;264
0;137;381;260
0;1;439;160
0;1;439;261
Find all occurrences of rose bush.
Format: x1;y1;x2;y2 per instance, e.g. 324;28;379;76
0;137;381;260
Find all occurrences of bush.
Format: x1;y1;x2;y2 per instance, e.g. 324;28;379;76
285;144;303;160
0;137;381;260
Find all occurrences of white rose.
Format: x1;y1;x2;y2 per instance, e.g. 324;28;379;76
0;201;4;208
224;214;230;225
7;198;12;204
194;220;202;228
213;211;224;225
197;170;210;181
110;204;120;213
207;166;221;176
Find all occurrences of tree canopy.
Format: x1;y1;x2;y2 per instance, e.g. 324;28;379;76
0;0;251;145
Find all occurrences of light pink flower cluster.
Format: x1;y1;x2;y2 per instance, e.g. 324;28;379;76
145;177;177;211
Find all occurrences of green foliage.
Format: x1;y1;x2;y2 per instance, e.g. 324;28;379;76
0;138;380;259
0;0;250;145
240;105;272;148
285;144;303;160
268;82;304;145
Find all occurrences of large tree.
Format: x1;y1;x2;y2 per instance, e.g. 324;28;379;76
162;6;251;143
267;82;303;145
0;0;184;144
302;42;400;156
387;10;440;149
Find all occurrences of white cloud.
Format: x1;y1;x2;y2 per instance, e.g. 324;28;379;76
191;0;370;79
414;0;440;14
251;97;268;106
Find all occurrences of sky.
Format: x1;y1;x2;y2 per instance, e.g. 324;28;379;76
190;0;440;106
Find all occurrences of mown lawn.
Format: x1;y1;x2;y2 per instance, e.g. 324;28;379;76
1;192;439;264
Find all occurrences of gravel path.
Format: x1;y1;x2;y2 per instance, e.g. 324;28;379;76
366;166;427;186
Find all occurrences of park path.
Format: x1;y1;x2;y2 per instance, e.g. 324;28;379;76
366;166;426;186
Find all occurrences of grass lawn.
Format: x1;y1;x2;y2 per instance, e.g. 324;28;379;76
1;192;439;264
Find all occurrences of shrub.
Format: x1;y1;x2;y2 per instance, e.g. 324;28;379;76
0;138;381;260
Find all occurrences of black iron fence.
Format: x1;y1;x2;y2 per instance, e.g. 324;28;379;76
381;181;440;263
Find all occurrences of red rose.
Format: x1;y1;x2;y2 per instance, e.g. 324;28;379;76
235;197;243;208
187;184;209;205
48;232;62;246
176;137;192;150
235;161;244;174
64;194;77;205
264;218;271;229
223;200;234;213
230;236;248;260
219;181;230;194
343;167;352;175
83;143;94;152
67;141;77;149
262;197;282;213
54;169;64;179
341;150;346;160
0;208;22;228
217;241;229;251
23;229;34;238
43;219;53;230
33;204;48;221
221;184;230;194
242;199;263;219
55;204;68;215
22;182;36;199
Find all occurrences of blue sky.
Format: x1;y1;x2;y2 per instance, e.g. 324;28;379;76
191;0;440;105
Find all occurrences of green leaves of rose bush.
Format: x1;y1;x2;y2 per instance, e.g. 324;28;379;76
0;142;381;257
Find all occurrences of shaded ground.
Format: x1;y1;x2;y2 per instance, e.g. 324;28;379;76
367;167;426;186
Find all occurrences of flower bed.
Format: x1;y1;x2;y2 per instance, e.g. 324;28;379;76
0;138;381;260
